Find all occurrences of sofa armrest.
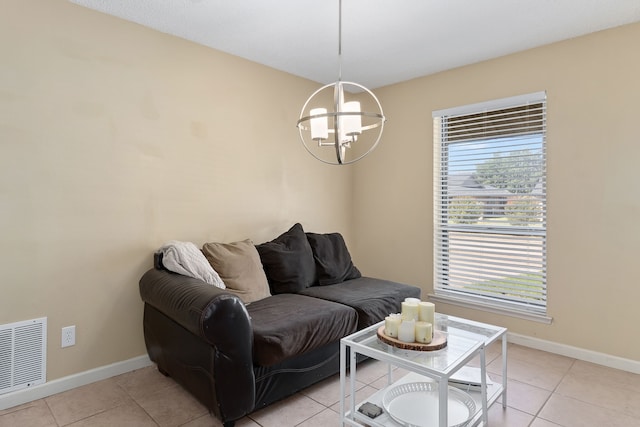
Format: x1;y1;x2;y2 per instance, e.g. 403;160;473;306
139;268;251;346
139;268;255;421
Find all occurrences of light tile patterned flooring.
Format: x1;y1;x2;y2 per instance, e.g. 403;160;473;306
2;343;640;426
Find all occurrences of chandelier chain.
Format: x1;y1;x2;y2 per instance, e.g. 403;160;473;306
338;0;342;81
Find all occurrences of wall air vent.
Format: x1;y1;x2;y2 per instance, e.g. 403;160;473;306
0;317;47;395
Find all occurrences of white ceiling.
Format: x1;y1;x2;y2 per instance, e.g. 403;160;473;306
69;0;640;89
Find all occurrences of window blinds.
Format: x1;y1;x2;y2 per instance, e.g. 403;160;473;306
433;92;547;314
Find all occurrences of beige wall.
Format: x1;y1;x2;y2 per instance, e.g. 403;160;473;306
2;0;639;385
353;22;640;361
0;0;353;381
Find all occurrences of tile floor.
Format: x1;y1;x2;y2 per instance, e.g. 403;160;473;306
2;343;640;427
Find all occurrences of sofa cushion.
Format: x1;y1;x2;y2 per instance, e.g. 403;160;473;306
202;239;271;304
256;223;316;294
247;294;358;366
298;277;421;329
305;232;361;285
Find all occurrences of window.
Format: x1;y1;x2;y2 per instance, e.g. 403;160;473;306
432;92;548;321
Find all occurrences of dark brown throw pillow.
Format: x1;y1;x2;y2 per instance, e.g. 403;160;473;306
256;223;316;294
305;232;361;286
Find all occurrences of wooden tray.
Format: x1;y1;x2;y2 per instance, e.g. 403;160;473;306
377;326;447;351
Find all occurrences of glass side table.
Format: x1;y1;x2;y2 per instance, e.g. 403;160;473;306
340;313;507;427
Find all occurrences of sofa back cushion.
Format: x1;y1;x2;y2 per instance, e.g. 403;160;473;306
202;239;271;304
306;232;361;286
256;223;316;294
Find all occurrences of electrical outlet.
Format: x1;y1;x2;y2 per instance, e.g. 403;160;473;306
61;325;75;348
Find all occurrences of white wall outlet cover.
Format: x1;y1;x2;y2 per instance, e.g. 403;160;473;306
61;326;75;348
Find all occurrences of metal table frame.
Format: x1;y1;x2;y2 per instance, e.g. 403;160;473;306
339;313;507;427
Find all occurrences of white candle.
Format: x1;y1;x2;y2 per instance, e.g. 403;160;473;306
415;321;433;344
398;320;416;343
384;316;401;338
404;297;421;305
401;301;419;321
418;301;435;334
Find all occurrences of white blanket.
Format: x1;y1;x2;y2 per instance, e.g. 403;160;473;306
157;241;225;289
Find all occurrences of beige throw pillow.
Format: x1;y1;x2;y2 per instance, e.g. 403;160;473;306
202;239;271;304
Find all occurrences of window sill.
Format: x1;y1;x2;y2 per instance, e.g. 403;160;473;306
428;293;553;324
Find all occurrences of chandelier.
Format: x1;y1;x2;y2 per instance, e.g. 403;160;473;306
296;0;386;165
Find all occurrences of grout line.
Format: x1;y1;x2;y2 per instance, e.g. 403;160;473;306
42;396;62;427
113;371;162;427
545;358;640;422
527;357;576;427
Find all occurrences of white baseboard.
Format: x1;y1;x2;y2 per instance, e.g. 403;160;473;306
508;332;640;374
0;354;152;411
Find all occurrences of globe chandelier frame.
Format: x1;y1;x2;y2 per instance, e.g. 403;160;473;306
296;0;386;165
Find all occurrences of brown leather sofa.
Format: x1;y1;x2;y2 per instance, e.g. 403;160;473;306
139;225;420;426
